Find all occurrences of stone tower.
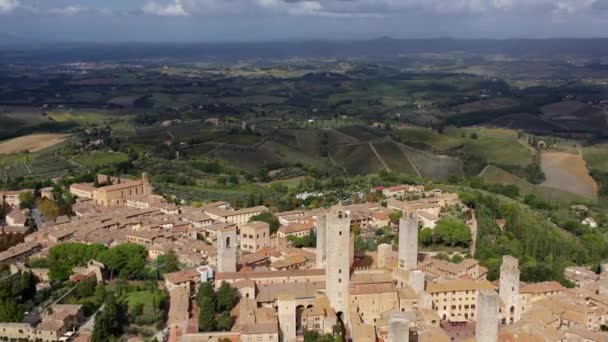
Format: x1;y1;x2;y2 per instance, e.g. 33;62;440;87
476;289;499;342
316;214;327;269
142;172;152;195
408;269;425;294
216;225;237;273
325;210;351;323
499;255;520;324
377;243;392;269
278;294;296;342
388;312;410;342
398;217;418;270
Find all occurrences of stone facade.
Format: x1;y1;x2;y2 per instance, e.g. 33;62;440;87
476;289;499;342
217;225;237;273
325;210;351;324
499;255;521;324
398;217;418;271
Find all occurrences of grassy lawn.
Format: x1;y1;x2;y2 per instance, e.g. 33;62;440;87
72;151;129;167
583;144;608;171
263;176;306;189
124;290;164;316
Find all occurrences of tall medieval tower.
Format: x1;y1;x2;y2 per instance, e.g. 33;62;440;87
499;255;521;324
476;289;499;342
216;225;237;273
398;217;419;271
325;210;351;323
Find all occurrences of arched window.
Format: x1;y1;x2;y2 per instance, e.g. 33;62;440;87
226;237;231;248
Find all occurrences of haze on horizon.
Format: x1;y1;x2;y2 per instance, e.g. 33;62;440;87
0;0;608;43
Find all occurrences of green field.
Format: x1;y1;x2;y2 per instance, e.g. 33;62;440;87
401;145;464;180
0;154;77;180
336;126;386;142
48;110;134;129
583;144;608;171
0;153;31;167
216;134;263;145
124;290;165;316
71;151;129;167
332;144;385;175
393;126;533;167
371;142;419;176
480;165;586;202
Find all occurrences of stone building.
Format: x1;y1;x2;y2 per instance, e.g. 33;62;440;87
427;279;494;322
476;289;499;342
398;217;418;271
217;225;237;273
93;173;151;207
325;209;351;324
240;221;271;253
499;255;521;324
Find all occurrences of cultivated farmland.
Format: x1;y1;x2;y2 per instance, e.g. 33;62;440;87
0;134;70;154
540;152;598;199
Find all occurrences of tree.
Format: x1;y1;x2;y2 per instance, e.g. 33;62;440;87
419;228;433;246
196;282;217;312
75;278;96;298
434;217;472;247
119;257;145;279
249;212;280;234
49;263;72;282
216;282;237;312
198;297;216;332
158;250;180;274
129;303;144;320
94;285;106;305
18;191;35;210
388;211;403;223
38;199;61;221
354;237;368;251
92;295;127;342
0;299;23;323
216;311;233;331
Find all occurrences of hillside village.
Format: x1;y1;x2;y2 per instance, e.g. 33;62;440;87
0;174;607;342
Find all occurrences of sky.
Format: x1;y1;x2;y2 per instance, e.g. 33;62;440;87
0;0;607;42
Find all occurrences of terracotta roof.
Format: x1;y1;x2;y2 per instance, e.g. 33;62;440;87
215;268;324;281
278;219;315;234
256;281;325;302
240;322;278;335
240;221;269;231
350;282;396;295
98;179;143;192
70;183;96;192
520;281;565;294
0;241;40;262
165;269;201;284
427;279;494;294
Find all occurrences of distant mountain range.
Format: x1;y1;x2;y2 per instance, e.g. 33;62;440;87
1;37;608;63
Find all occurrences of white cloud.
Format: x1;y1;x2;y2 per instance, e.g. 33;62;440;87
143;0;189;16
142;0;603;18
0;0;18;13
50;5;86;16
